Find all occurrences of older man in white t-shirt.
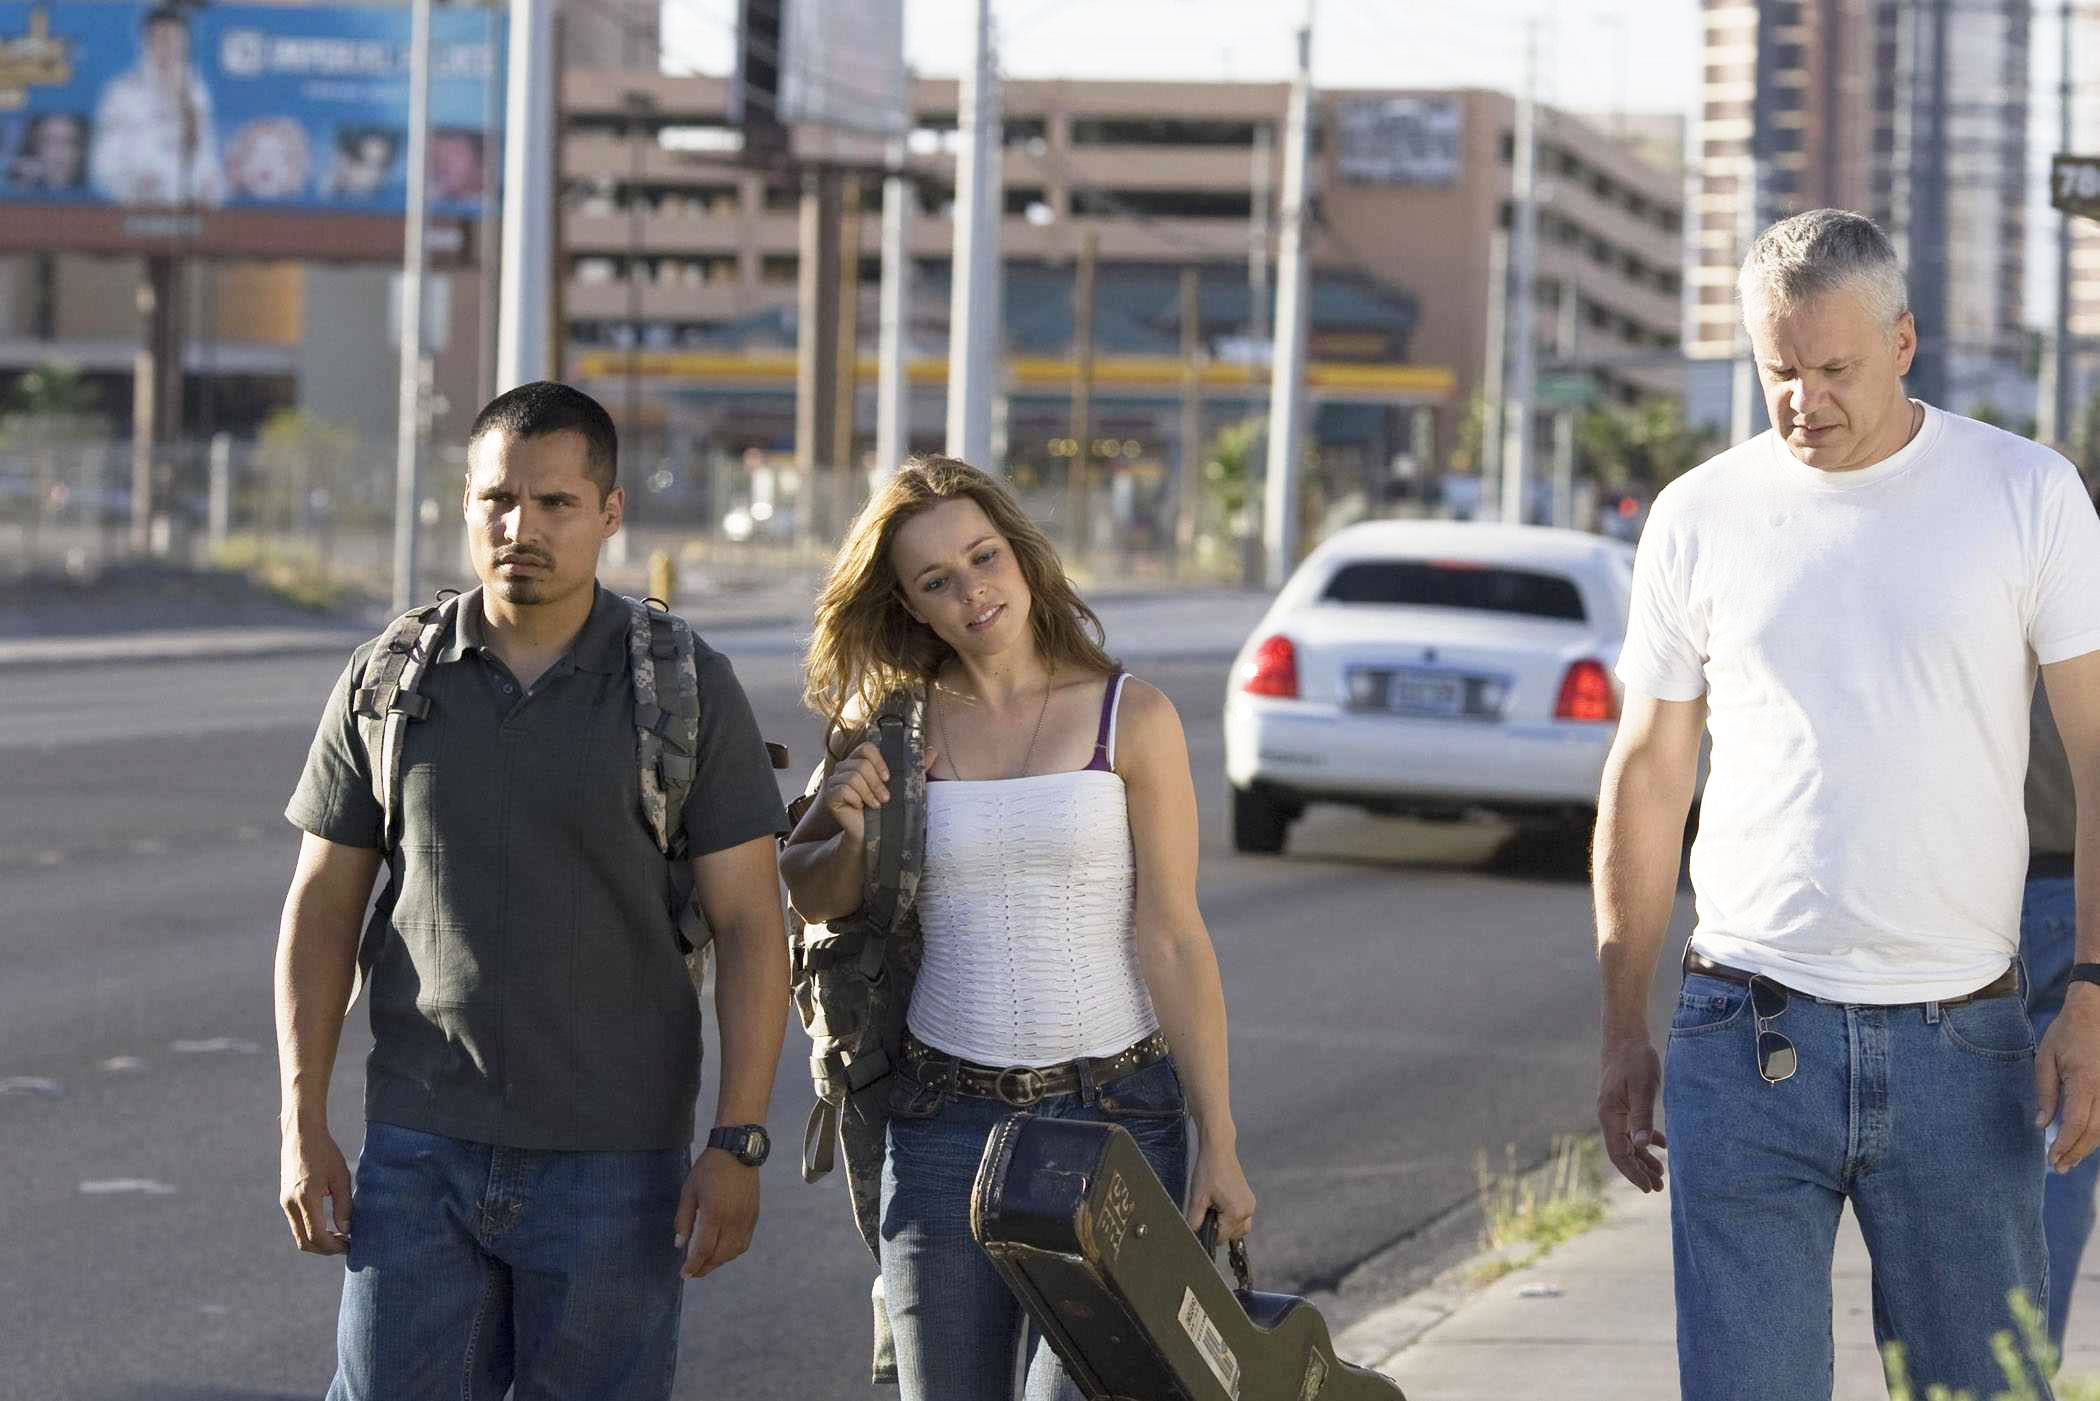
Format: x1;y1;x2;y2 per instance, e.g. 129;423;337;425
1595;208;2100;1400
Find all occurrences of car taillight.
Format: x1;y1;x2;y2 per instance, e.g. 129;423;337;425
1240;635;1298;698
1555;659;1618;722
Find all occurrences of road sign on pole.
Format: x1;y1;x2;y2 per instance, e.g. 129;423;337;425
2051;154;2100;219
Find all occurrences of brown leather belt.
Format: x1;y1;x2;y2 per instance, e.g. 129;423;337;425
902;1030;1172;1108
1683;949;2020;1008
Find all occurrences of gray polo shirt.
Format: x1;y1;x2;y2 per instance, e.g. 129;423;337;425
286;584;787;1151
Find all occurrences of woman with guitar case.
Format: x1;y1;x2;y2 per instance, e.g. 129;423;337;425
783;456;1257;1399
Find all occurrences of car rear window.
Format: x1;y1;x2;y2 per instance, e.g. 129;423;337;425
1320;560;1587;621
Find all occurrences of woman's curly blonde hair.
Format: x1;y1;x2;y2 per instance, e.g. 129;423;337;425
803;455;1118;744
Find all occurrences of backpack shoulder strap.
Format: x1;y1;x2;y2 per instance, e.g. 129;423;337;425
626;595;701;859
351;595;456;852
859;685;929;936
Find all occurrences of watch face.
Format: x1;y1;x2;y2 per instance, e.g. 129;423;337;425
741;1126;771;1166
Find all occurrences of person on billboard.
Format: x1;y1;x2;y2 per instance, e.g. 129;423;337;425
225;117;312;202
10;112;90;191
428;127;485;205
323;126;400;201
88;4;225;207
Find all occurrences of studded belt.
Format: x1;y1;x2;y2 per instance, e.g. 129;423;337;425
901;1030;1172;1108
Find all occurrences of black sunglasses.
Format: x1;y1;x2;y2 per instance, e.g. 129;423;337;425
1749;976;1796;1085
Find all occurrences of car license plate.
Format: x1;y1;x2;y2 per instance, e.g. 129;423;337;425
1350;667;1469;717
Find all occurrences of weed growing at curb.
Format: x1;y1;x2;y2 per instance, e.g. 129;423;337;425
1469;1135;1608;1285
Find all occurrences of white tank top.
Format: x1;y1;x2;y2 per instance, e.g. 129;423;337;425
907;676;1160;1067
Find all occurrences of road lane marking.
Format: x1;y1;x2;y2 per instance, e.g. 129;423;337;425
171;1038;261;1055
0;1076;62;1097
78;1179;177;1196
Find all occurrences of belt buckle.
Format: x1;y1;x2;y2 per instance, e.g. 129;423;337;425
994;1066;1046;1107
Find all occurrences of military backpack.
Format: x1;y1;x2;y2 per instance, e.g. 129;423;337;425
784;684;931;1384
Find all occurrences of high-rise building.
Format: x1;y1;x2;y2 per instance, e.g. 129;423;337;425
1690;0;2030;412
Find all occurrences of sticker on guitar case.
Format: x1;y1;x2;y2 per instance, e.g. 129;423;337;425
1177;1286;1243;1400
1297;1349;1329;1401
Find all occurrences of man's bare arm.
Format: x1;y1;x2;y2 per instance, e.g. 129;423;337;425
2039;653;2100;1170
1594;690;1706;1190
674;836;790;1279
273;832;381;1255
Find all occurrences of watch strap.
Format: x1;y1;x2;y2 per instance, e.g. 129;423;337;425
2070;963;2100;989
706;1124;769;1164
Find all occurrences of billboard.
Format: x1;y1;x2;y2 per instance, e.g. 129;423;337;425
0;1;502;255
1335;96;1463;188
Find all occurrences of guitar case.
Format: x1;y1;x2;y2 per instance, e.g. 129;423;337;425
970;1115;1408;1401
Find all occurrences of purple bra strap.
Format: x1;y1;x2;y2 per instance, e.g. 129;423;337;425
1083;671;1127;772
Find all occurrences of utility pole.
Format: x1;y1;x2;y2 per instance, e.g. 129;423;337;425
875;139;912;478
1250;121;1272;355
1480;227;1508;521
1066;226;1098;553
2047;0;2075;446
393;0;433;613
946;0;1001;464
794;169;842;542
1499;19;1540;526
1905;0;1951;409
1262;1;1314;590
498;0;555;390
1730;153;1761;444
833;175;865;531
623;87;652;511
1176;264;1202;565
1551;278;1577;529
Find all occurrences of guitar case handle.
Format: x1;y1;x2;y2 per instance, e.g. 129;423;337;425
1197;1208;1253;1292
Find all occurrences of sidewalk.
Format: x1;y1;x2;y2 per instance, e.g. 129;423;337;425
1340;1179;2100;1399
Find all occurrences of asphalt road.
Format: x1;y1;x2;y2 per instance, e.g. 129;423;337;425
0;596;1687;1400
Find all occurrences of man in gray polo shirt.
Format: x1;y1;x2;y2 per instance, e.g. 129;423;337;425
273;382;789;1399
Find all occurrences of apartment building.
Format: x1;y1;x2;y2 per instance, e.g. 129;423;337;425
559;71;1684;492
1690;0;2030;411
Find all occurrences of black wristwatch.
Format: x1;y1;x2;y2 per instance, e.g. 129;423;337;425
706;1124;771;1167
2071;963;2100;991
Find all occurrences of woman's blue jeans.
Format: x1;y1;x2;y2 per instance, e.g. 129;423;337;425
879;1055;1192;1401
1665;968;2051;1400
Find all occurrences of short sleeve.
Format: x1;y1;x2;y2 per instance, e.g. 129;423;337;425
285;645;384;848
1615;506;1708;702
679;650;791;856
2029;456;2100;666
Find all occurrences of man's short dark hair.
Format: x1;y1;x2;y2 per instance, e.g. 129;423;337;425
468;382;619;500
143;5;188;31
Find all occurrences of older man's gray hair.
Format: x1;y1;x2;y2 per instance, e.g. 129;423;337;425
1737;209;1910;329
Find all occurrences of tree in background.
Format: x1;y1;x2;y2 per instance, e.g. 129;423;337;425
251;409;360;584
2;363;109;568
1574;397;1718;495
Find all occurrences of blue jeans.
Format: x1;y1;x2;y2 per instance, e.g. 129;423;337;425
1665;969;2050;1400
328;1121;690;1401
2024;874;2098;1353
879;1055;1193;1401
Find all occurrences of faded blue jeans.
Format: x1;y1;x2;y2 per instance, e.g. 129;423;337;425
1665;967;2051;1400
2024;874;2098;1353
327;1121;690;1401
879;1055;1192;1401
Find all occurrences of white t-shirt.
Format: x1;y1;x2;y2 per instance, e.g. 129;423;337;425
1618;403;2100;1002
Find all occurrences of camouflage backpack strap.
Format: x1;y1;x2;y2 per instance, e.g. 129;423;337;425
625;595;711;954
351;593;458;852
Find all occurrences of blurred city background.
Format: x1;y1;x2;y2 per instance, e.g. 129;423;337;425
8;1;2100;1397
14;0;2083;617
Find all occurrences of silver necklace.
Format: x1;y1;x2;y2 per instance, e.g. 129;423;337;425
938;667;1054;780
